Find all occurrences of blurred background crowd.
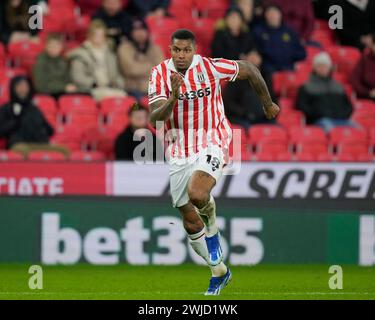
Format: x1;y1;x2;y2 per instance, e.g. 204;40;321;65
0;0;374;162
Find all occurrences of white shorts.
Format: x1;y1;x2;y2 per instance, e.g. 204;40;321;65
169;145;225;208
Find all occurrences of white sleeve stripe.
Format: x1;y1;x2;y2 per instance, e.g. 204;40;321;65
229;60;239;82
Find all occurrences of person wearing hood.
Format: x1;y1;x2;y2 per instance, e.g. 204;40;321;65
253;4;306;74
68;19;126;101
117;19;164;101
0;76;68;158
296;52;355;132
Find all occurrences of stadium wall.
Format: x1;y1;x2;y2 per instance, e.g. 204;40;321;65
0;196;374;266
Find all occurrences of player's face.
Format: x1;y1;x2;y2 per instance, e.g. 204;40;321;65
170;39;196;72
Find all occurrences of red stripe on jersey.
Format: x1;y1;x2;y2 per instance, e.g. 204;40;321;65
182;82;189;158
155;69;162;96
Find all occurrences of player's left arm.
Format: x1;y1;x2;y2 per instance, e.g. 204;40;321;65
235;60;280;119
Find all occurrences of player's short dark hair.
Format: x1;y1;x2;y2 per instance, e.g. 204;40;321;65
171;29;196;44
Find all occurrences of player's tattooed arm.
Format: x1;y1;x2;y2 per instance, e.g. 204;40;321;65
236;60;280;119
149;73;183;127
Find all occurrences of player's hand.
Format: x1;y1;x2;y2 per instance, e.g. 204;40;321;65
171;73;183;101
263;102;280;119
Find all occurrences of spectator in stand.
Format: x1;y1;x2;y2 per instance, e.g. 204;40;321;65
68;19;126;101
33;34;78;98
0;76;69;158
233;0;263;29
261;0;315;42
0;0;40;44
93;0;132;47
118;19;164;101
212;7;275;128
115;104;162;161
253;4;306;74
296;52;355;132
125;0;170;19
350;33;375;100
314;0;375;49
211;7;261;62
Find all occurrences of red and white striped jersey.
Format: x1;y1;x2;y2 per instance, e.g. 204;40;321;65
148;54;239;159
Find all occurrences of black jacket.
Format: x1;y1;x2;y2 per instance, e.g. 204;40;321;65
93;8;132;46
296;73;353;124
115;126;162;161
0;76;53;148
211;28;258;60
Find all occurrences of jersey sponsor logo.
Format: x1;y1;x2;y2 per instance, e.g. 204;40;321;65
176;88;211;101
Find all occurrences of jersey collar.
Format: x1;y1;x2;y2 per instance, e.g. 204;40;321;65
167;54;200;73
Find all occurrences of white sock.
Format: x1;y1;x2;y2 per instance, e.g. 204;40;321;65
188;229;209;264
188;229;227;277
196;195;218;237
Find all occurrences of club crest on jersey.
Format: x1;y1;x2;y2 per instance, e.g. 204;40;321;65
197;73;206;83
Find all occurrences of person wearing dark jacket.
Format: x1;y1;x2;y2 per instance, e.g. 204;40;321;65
115;104;162;162
0;76;68;158
253;4;306;74
296;52;355;132
350;33;375;100
213;7;276;128
93;0;132;47
261;0;315;41
125;0;170;19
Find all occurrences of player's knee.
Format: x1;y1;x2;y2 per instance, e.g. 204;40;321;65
188;188;209;209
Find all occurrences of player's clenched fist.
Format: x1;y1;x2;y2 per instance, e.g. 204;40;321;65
171;73;183;100
263;102;280;120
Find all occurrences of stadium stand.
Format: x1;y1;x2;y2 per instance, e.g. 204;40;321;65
0;0;374;163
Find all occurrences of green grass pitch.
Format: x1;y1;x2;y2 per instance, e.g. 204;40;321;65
0;264;374;300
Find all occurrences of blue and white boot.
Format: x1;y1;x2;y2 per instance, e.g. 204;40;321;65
205;268;232;296
205;232;223;266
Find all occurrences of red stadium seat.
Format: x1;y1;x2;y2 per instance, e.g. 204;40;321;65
51;125;83;151
28;151;66;161
70;151;106;161
329;127;368;147
0;151;24;161
305;46;323;63
338;141;369;154
370;128;375;148
59;95;97;114
195;0;229;19
248;125;288;146
169;0;195;21
289;126;327;145
352;112;375;130
277;111;305;129
7;40;44;73
273;71;309;98
33;95;57;116
190;18;216;57
354;99;375;113
254;150;292;162
311;29;336;48
278;97;295;111
296;141;328;155
327;46;362;77
101;112;129;133
316;152;334;162
0;43;6;67
100;96;137;115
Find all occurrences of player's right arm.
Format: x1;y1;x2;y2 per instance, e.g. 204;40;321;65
149;73;183;127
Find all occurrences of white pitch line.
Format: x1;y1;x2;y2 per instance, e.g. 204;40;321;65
0;292;374;296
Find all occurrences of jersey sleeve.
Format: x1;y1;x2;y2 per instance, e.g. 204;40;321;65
208;58;239;82
148;66;168;104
